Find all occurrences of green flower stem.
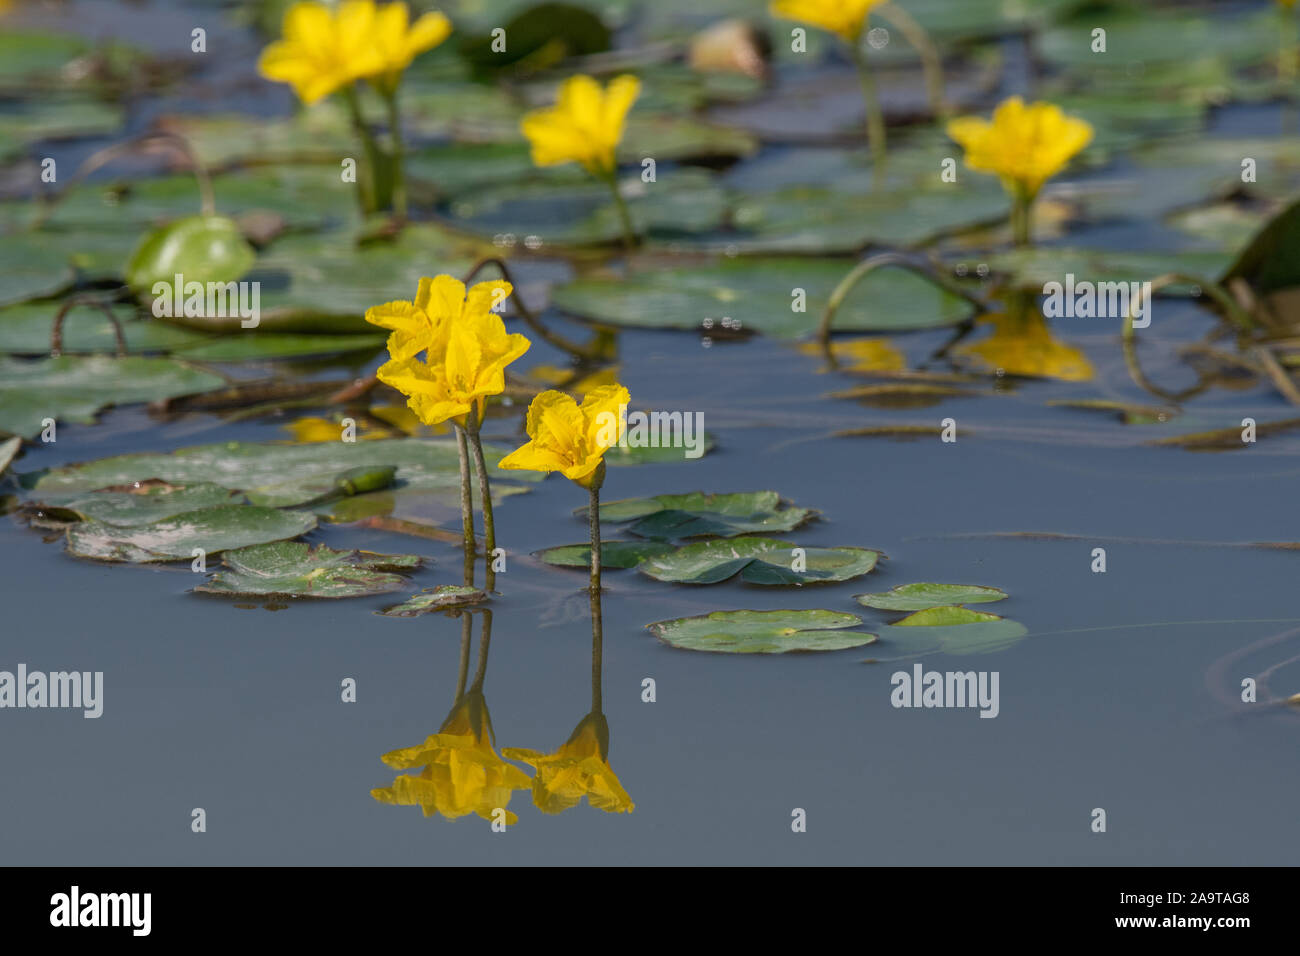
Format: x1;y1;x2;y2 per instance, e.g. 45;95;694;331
1011;189;1034;247
602;169;637;252
381;84;408;222
587;461;605;596
341;84;383;215
453;423;476;585
877;2;948;119
466;414;497;592
850;42;887;177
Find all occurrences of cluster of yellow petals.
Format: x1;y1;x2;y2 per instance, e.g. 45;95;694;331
503;714;634;815
498;385;630;488
372;693;530;823
769;0;887;43
258;0;451;104
946;96;1094;199
366;275;529;427
520;74;641;175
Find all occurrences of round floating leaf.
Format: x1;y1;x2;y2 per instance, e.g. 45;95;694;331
985;247;1231;292
590;490;816;539
894;606;1003;626
124;215;256;297
378;585;488;617
855;583;1007;612
65;504;317;563
648;609;876;654
552;258;975;337
196;540;421;598
536;540;673;569
38;482;243;526
639;536;880;585
0;356;224;439
0;301;212;354
174;332;385;362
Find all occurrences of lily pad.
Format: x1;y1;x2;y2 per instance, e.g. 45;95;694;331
589;490;815;539
639;536;880;585
37;481;243;526
552;258;976;337
0;301;212;355
855;583;1007;612
124;215;257;297
195;540;421;598
536;540;673;569
65;504;317;563
985;247;1232;292
175;332;385;362
603;432;716;465
0;355;225;439
647;608;876;654
377;585;488;617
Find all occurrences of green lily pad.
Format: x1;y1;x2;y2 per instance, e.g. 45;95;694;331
0;235;76;306
536;540;673;569
855;583;1007;612
175;332;385;362
639;536;880;585
984;247;1232;292
124;215;257;297
552;258;975;337
157;108;355;171
65;504;317;563
589;490;815;539
195;540;421;598
0;301;212;355
0;97;125;160
879;612;1029;657
647;609;876;654
37;481;243;526
0;355;224;439
378;584;490;617
602;432;716;466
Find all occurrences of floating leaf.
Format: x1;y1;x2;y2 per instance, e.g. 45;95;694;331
195;540;420;598
0;356;224;439
985;247;1230;292
536;540;673;569
552;258;975;337
855;584;1008;612
65;505;317;563
0;436;19;477
1147;417;1300;451
639;536;880;585
828;383;977;408
602;432;716;466
377;584;488;617
894;606;1003;626
590;491;815;539
880;613;1028;657
175;332;385;362
37;481;243;526
0;301;211;355
1047;399;1178;425
124;215;256;296
648;609;876;654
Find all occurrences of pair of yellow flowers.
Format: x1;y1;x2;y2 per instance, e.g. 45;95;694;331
366;276;627;487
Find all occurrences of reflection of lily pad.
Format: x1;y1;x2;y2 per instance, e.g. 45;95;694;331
0;356;224;439
590;490;815;539
855;583;1007;612
880;608;1028;656
196;540;421;598
65;505;317;563
536;540;672;569
648;609;876;654
378;585;489;617
639;536;880;585
553;258;975;337
602;432;716;466
1047;399;1177;425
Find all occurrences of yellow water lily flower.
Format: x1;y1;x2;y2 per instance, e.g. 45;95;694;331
498;385;630;487
946;96;1093;200
769;0;887;42
365;274;513;361
258;0;388;105
503;713;634;815
954;310;1094;382
370;2;453;91
520;74;641;175
376;310;530;426
372;692;531;823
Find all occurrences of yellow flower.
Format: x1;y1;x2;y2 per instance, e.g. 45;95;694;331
503;713;634;815
497;385;630;487
376;309;530;426
520;74;640;175
372;692;531;822
257;1;387;105
370;2;453;91
954;310;1094;382
947;96;1093;199
364;274;512;361
770;0;887;43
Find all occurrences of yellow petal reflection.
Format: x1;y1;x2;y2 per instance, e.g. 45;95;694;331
797;337;904;373
502;712;634;815
954;311;1094;382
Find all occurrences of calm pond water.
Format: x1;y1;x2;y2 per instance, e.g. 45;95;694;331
2;0;1299;865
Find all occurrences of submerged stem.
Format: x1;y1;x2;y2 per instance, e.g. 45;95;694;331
851;42;887;179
